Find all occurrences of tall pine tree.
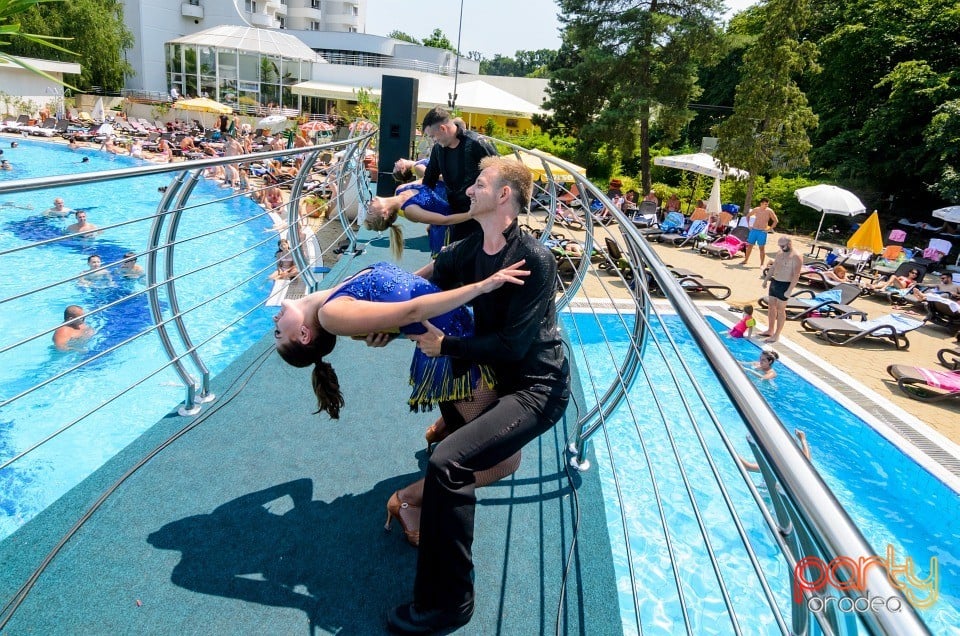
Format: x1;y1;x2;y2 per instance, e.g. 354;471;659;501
713;0;819;208
544;0;724;190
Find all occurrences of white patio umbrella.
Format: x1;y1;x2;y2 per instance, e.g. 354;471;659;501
795;184;866;244
257;114;288;133
932;206;960;224
90;97;105;123
706;177;722;215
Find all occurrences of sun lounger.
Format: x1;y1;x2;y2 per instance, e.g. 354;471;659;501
639;211;684;240
675;275;732;300
597;236;634;281
923;295;960;332
938;347;960;370
701;226;749;259
631;200;659;228
758;283;865;321
801;313;924;349
661;219;708;248
886;365;960;403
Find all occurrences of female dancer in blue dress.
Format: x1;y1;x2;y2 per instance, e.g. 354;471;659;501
274;260;526;544
365;178;473;259
273;260;525;414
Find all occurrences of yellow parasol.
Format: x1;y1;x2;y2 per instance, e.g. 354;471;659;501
171;97;233;114
517;151;586;184
846;210;884;255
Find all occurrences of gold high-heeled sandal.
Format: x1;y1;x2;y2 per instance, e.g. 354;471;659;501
385;491;421;547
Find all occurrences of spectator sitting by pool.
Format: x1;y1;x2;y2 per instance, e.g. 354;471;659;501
44;197;73;218
744;349;778;380
119;251;145;279
79;254;114;287
53;305;95;351
740;429;810;472
66;210;100;237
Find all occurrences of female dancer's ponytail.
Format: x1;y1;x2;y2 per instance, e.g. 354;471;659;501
364;209;404;259
311;359;344;419
277;327;344;419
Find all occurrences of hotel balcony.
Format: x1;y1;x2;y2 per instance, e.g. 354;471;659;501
181;1;203;18
248;11;277;28
286;6;322;20
323;11;360;28
266;0;288;15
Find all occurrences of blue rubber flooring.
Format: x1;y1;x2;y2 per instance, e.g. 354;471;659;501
0;223;621;634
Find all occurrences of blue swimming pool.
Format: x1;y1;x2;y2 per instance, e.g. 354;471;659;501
561;310;957;635
0;138;278;540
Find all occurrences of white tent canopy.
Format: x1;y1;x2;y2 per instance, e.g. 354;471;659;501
653;153;748;180
293;76;545;119
166;25;323;63
654;152;747;215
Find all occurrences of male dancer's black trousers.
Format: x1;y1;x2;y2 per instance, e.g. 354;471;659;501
414;378;570;610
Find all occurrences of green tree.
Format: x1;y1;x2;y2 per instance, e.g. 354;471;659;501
5;0;133;91
925;99;960;203
544;0;724;191
387;30;419;44
0;0;77;88
480;54;519;76
713;0;819;209
805;0;960;209
421;28;455;52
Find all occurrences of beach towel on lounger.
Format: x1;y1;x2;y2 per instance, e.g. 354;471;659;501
917;368;960;391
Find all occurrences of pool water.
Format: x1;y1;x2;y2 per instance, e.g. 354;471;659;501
0;138;278;540
562;311;957;635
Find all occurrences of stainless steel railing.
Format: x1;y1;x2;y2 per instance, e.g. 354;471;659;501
498;143;929;635
0;124;374;464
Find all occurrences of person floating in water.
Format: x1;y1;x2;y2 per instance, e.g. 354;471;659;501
79;254;114;287
745;349;778;380
44;197;73;218
53;305;95;351
119;251;145;279
740;429;810;472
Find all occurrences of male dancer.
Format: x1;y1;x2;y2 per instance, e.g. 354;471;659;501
390;157;570;633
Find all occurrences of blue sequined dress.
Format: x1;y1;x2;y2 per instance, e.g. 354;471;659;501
397;181;452;257
327;261;494;411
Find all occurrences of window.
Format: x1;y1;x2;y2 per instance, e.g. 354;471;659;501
244;0;256;12
352;5;358;15
311;0;320;8
348;27;357;33
187;0;200;5
310;21;320;31
278;17;285;28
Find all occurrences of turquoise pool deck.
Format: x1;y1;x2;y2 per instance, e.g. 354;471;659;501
0;232;621;634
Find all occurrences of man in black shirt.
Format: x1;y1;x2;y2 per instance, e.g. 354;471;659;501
421;107;497;243
388;157;570;634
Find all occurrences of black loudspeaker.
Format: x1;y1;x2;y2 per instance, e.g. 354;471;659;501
376;75;419;197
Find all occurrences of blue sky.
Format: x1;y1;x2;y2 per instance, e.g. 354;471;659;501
365;0;758;59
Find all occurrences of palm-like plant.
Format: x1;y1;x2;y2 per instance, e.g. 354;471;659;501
0;0;77;88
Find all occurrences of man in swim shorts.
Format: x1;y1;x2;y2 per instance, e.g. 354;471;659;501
740;198;778;267
760;237;803;343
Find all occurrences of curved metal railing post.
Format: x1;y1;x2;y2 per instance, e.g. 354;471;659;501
163;168;216;408
146;169;202;415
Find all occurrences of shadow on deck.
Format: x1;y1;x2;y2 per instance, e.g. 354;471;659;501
0;224;621;634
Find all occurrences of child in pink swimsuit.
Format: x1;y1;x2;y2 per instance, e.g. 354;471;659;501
730;305;756;338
